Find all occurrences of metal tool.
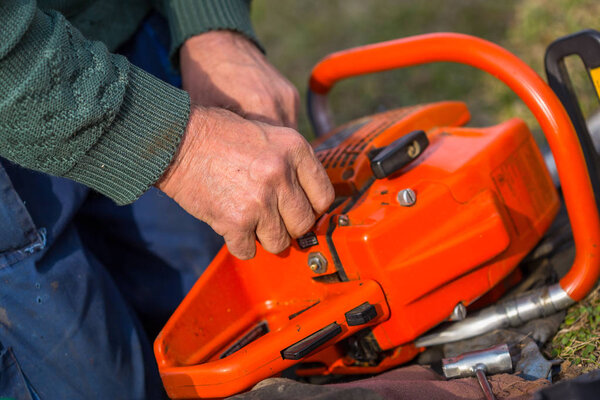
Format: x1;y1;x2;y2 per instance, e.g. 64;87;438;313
442;344;513;400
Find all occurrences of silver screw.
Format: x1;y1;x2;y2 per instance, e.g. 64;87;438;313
449;303;467;321
338;214;350;226
397;188;417;207
308;252;328;274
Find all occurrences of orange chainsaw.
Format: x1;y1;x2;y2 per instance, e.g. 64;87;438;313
154;32;600;399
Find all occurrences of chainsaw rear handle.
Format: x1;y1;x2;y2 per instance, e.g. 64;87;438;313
157;279;390;398
308;32;600;301
545;29;600;211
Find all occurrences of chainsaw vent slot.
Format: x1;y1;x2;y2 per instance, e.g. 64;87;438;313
289;301;321;320
219;321;269;359
317;117;396;169
311;272;343;284
314;119;370;152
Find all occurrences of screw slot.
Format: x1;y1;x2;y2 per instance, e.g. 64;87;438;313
397;188;417;207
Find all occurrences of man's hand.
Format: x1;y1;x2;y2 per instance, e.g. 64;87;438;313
180;31;300;128
156;107;334;259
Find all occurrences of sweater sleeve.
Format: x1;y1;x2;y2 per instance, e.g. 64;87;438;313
160;0;263;62
0;0;190;205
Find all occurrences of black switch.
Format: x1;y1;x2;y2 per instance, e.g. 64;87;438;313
281;323;342;360
345;302;378;326
369;130;429;179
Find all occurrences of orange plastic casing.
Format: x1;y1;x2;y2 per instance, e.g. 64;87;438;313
154;33;600;399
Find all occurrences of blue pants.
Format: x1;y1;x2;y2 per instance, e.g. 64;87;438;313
0;14;223;399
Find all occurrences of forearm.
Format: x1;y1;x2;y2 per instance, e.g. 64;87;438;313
0;0;190;205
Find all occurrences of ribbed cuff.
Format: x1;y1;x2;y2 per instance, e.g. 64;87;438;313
65;65;190;205
164;0;263;64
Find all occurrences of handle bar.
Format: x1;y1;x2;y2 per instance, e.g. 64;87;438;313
308;32;600;301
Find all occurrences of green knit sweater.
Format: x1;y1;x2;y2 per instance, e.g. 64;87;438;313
0;0;258;205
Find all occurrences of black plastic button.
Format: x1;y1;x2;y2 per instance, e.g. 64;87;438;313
281;323;342;360
370;130;429;179
345;302;378;326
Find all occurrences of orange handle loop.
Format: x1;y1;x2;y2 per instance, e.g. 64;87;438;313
309;32;600;301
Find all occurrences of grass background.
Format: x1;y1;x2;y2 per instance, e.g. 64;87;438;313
251;0;600;377
548;286;600;379
252;0;600;140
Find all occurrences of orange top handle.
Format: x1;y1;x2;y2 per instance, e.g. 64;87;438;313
308;32;600;301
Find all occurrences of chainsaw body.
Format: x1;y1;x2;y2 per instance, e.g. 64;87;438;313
155;100;558;397
155;33;600;399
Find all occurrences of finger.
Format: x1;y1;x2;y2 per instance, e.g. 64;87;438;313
224;231;258;260
275;100;290;128
294;147;335;215
254;191;291;254
277;178;316;238
244;111;284;128
281;87;300;130
241;91;286;127
276;99;298;130
255;211;291;254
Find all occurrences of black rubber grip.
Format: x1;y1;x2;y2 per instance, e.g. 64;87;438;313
281;323;342;360
545;29;600;210
345;302;378;326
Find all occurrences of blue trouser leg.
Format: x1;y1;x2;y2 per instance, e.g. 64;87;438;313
0;161;162;399
0;12;222;399
74;188;223;339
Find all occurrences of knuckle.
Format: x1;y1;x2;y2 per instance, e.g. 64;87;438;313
226;203;259;233
314;184;335;214
260;156;288;182
284;131;309;153
225;235;256;260
263;234;290;254
289;129;306;144
290;214;315;238
236;212;257;231
284;85;299;102
325;183;335;203
303;212;317;229
247;92;265;108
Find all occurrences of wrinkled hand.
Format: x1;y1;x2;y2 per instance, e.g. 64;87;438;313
180;31;300;128
156;107;334;259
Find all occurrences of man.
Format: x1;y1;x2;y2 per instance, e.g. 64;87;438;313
0;0;334;398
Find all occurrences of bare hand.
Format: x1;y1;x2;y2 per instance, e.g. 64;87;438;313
156;107;334;259
180;31;300;128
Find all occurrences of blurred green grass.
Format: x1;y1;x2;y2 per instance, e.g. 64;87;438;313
252;0;600;140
